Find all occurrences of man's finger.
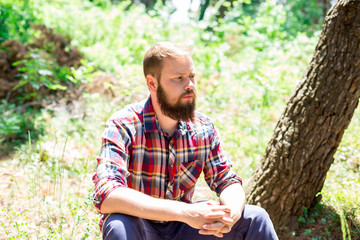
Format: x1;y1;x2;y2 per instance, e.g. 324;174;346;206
211;206;231;212
203;221;224;230
220;216;233;224
204;213;234;225
221;226;231;233
199;229;224;238
206;200;220;206
205;214;233;224
205;211;226;219
201;223;232;235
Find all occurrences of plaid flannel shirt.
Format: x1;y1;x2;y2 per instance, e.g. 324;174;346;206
92;97;242;230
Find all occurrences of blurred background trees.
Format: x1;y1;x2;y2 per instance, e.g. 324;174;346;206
83;0;330;34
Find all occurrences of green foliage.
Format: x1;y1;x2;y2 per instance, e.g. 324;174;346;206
284;0;325;36
299;206;318;225
0;101;45;151
13;49;71;99
0;0;38;43
0;210;30;239
68;60;97;85
339;209;352;240
252;0;287;40
0;101;22;143
205;0;324;44
295;203;346;238
322;151;360;239
30;0;179;72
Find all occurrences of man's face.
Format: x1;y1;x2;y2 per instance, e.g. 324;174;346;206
156;56;196;121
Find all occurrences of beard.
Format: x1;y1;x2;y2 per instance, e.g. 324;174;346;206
157;83;196;122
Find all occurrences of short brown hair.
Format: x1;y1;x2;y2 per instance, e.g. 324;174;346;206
143;42;192;80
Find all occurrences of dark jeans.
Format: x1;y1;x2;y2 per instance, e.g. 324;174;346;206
102;204;278;240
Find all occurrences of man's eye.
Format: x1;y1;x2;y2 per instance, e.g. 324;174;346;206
176;76;182;80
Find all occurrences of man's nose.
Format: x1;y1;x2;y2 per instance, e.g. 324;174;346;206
185;77;195;90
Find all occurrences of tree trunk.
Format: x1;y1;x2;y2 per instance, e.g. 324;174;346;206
245;0;360;232
199;0;211;21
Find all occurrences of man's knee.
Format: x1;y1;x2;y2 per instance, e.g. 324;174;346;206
243;205;278;239
246;205;271;222
102;214;143;240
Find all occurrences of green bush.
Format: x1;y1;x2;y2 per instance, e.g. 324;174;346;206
0;100;44;150
0;101;23;144
284;0;325;36
0;0;38;43
13;49;72;100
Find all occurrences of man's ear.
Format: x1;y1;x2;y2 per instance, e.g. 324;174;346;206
146;74;158;93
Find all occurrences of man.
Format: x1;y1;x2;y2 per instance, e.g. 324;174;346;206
92;42;278;239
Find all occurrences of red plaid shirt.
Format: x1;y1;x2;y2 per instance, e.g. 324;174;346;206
92;97;242;230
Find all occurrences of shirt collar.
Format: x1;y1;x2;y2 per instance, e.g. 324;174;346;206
143;96;192;136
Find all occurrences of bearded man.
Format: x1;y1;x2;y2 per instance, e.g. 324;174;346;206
92;42;278;240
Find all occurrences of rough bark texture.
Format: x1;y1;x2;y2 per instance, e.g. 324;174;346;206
245;0;360;232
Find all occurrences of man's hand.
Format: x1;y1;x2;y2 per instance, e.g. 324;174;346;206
198;201;238;238
182;200;233;237
198;183;245;238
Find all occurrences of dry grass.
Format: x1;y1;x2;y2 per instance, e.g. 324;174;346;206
0;137;100;239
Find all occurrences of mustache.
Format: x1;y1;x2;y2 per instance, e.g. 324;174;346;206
181;89;196;97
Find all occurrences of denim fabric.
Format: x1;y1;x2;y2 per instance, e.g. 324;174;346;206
102;204;278;240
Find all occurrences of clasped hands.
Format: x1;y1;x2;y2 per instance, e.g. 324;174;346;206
186;200;237;238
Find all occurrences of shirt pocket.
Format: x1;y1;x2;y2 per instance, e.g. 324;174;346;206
178;159;203;191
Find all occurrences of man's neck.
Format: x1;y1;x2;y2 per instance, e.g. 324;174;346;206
151;95;178;136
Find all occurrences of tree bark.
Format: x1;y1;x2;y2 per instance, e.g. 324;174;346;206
199;0;211;21
245;0;360;232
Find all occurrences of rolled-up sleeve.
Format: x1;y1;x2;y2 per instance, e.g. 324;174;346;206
203;125;242;196
92;119;132;213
